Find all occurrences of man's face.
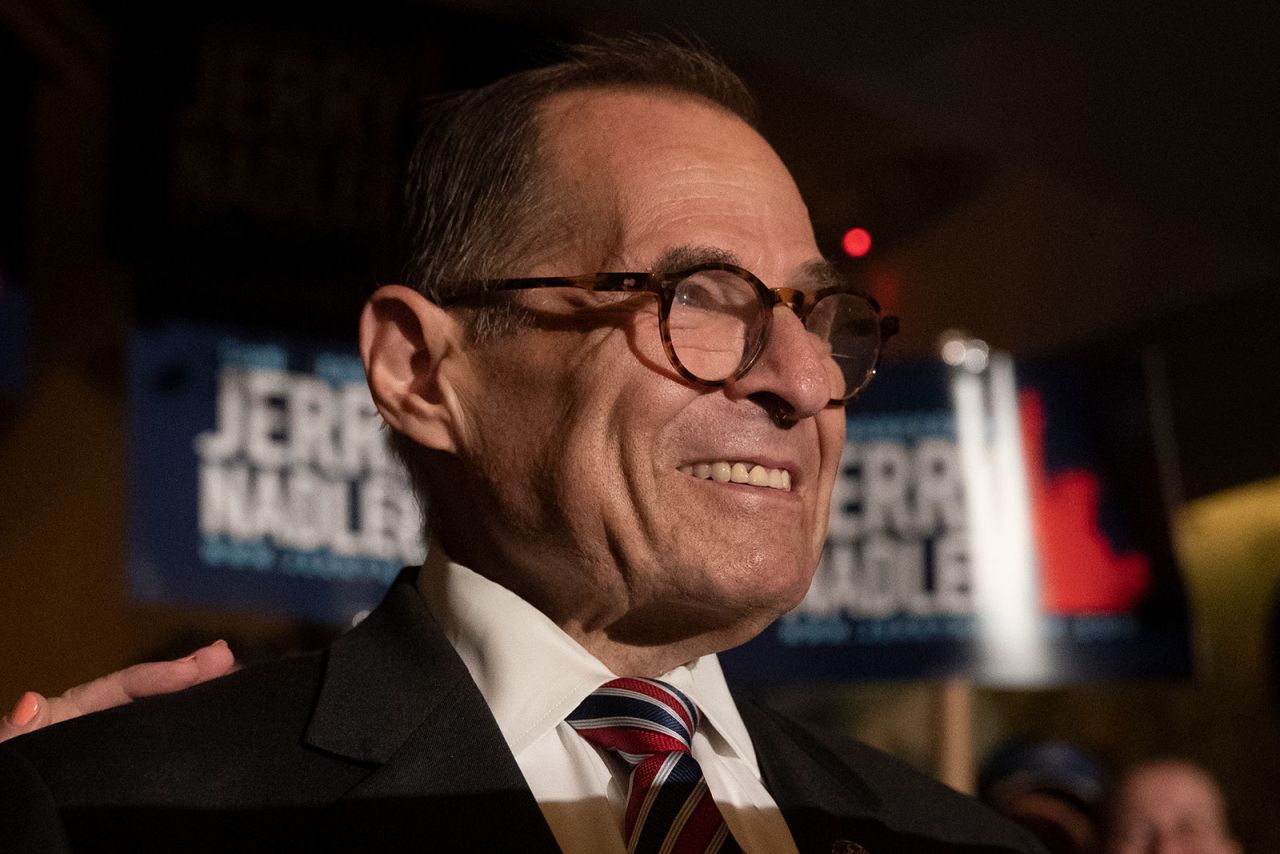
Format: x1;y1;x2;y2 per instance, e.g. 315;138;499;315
451;89;845;651
1108;763;1240;854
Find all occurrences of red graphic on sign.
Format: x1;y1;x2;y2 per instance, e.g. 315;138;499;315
1020;389;1150;613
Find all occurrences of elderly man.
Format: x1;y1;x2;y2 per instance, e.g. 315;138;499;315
0;38;1040;853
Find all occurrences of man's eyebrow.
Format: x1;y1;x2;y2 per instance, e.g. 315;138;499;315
647;245;741;273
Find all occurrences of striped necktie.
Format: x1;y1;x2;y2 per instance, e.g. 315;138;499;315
566;677;743;854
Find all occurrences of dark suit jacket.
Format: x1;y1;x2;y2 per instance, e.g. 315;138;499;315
0;571;1043;853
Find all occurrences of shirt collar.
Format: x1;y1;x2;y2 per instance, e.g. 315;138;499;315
415;548;759;771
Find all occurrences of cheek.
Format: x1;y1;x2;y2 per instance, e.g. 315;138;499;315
577;374;676;504
463;350;581;502
621;306;692;386
546;361;653;512
563;364;707;555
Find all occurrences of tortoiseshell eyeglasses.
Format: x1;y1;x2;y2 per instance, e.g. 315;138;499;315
443;262;898;404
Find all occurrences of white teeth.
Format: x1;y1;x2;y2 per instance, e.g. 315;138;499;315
680;460;792;491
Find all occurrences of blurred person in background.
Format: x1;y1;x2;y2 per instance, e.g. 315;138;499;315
979;741;1108;854
1105;760;1241;854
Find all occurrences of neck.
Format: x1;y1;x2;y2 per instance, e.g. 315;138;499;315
418;540;766;678
558;623;746;678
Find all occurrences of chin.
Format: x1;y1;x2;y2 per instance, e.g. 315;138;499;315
705;550;815;620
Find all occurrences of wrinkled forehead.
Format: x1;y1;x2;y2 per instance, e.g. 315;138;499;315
534;87;817;275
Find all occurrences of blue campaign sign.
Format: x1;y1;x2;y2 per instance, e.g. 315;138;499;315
721;355;1193;686
130;324;1191;684
128;323;424;624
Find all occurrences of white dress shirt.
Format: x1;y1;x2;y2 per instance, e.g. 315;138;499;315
417;555;799;854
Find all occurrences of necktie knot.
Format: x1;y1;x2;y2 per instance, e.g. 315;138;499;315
566;677;701;763
566;677;741;853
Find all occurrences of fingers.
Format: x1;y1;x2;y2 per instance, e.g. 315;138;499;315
118;640;236;699
0;692;52;743
3;641;239;739
58;641;236;717
190;639;237;683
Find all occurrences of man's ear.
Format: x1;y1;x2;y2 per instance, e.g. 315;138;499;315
360;285;469;455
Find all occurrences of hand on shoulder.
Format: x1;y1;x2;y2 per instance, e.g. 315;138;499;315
1;640;236;743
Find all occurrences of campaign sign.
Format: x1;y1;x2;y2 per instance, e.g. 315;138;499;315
128;323;423;624
721;356;1193;686
130;325;1192;682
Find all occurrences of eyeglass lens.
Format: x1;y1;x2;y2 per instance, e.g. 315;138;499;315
667;269;881;400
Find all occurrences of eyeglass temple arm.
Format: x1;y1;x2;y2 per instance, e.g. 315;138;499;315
445;273;659;301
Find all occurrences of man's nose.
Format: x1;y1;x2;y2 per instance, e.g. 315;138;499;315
724;306;833;420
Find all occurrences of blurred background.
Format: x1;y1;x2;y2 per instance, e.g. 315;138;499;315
3;0;1278;850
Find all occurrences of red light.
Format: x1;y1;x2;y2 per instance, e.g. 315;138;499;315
841;228;872;257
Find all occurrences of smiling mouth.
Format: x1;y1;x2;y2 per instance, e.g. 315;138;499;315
677;461;792;492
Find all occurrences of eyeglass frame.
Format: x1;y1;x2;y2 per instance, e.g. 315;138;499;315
441;261;899;404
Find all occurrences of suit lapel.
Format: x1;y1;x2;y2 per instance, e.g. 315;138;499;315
737;693;1040;854
304;569;560;852
736;693;888;854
